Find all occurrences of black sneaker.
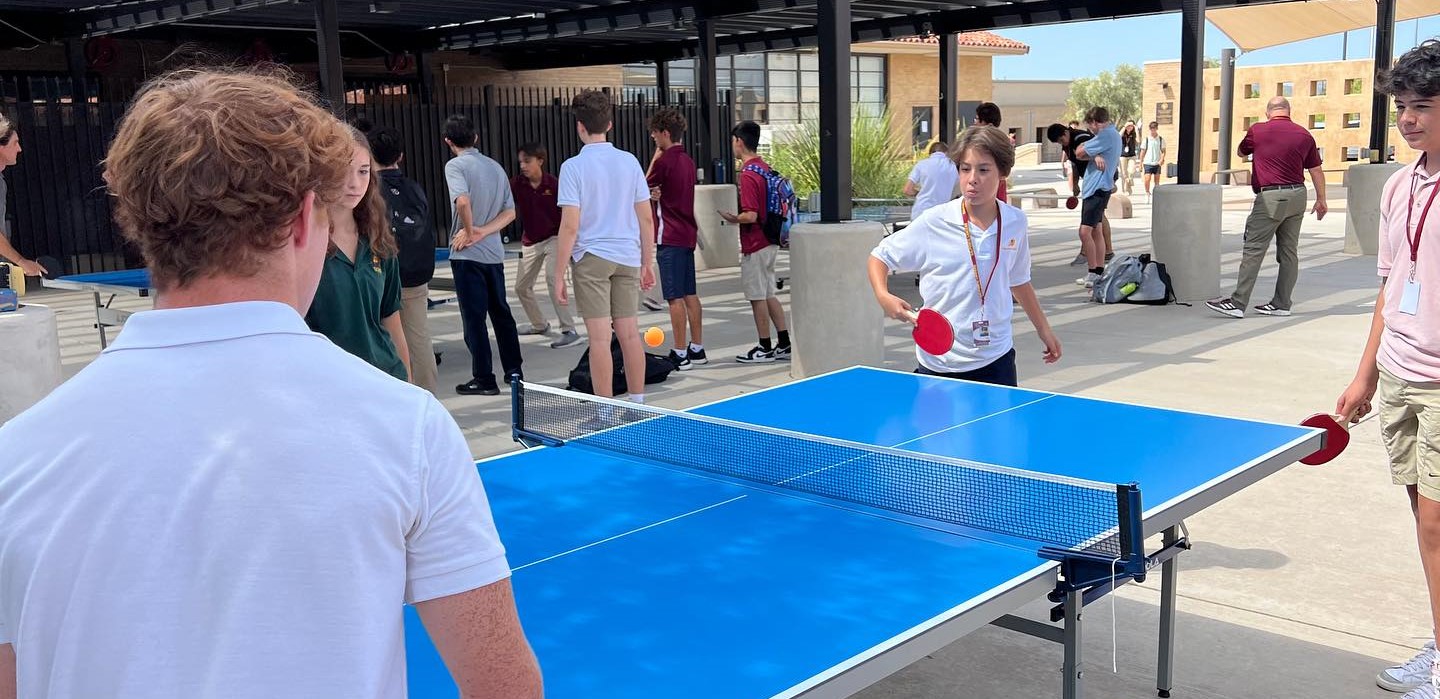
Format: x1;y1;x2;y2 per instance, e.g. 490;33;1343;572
667;350;692;371
773;344;792;361
1205;297;1244;318
1104;252;1115;262
736;346;775;363
456;379;500;396
1254;303;1292;317
687;346;709;365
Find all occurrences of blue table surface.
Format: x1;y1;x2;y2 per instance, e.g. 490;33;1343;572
55;249;454;290
404;367;1319;698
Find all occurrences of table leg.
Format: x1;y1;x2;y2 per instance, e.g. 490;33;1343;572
1157;524;1180;697
92;291;108;350
1063;587;1083;699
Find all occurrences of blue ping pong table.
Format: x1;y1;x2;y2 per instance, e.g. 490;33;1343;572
400;366;1322;699
41;248;502;348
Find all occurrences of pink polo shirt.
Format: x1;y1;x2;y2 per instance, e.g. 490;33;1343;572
1377;155;1440;383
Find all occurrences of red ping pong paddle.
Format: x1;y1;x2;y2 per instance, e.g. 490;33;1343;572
1065;195;1079;210
1299;411;1358;465
904;308;954;355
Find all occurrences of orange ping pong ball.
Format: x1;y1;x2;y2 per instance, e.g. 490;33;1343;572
644;326;665;347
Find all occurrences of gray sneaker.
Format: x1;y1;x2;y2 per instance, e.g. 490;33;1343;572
1379;641;1436;692
549;330;583;348
522;323;551;335
1254;303;1292;317
1069;252;1088;266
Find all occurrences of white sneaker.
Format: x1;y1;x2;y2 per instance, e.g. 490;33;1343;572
1401;679;1438;699
1076;273;1099;288
1381;641;1437;692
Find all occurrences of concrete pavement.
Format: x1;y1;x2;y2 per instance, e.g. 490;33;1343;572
22;182;1425;698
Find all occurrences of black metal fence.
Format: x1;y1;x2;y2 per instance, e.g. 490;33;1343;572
0;76;734;274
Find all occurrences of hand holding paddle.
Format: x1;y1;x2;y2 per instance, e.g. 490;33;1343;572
902;308;955;356
1299;406;1368;466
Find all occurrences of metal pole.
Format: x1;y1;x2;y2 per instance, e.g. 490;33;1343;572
697;20;719;183
313;0;345;115
415;50;433;105
1062;589;1083;699
1370;0;1397;163
938;32;957;145
1217;48;1236;184
1157;525;1181;698
656;61;670;106
818;0;852;222
1176;0;1207;185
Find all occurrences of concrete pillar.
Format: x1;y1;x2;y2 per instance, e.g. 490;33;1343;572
1151;184;1222;301
789;221;886;378
0;304;63;424
693;184;740;270
1345;163;1403;255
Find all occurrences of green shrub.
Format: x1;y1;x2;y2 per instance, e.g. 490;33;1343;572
766;107;911;203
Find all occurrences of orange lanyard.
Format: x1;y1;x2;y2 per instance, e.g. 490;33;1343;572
961;202;1002;315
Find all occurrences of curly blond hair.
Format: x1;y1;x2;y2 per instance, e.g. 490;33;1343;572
104;69;353;290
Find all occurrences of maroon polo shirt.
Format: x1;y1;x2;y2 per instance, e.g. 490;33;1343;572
1238;115;1322;193
510;173;561;246
738;156;772;255
645;144;699;249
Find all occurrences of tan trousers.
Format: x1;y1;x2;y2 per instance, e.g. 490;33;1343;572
399;284;438;394
514;237;576;332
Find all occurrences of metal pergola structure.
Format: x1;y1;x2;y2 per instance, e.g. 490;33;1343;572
0;0;1403;221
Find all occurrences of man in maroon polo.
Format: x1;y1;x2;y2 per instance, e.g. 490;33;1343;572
646;108;706;370
1206;96;1328;319
511;142;582;348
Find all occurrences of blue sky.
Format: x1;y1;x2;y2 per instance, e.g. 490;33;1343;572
991;14;1440;81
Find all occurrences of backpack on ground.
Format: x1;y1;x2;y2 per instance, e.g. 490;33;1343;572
1092;253;1179;306
742;163;798;247
566;335;676;395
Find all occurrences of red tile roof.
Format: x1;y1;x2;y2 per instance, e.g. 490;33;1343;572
892;31;1029;52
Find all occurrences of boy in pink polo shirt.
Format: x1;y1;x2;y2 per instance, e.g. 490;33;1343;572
1336;40;1440;698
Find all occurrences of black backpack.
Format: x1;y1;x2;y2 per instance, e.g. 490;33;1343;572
566;335;676;395
378;171;433;288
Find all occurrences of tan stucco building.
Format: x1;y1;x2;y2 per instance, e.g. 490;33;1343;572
1143;57;1414;184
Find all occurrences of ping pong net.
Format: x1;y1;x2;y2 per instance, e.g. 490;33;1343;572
511;381;1145;565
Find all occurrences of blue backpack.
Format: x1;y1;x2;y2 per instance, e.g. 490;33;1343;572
743;163;797;246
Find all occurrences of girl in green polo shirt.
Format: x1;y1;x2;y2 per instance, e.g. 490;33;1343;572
304;127;411;381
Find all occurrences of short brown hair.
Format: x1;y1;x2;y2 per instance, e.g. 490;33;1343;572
0;113;14;145
572;90;613;135
1085;106;1110;124
927;140;948;155
518;142;547;163
648;108;687;141
950;125;1015;177
105;70;352;290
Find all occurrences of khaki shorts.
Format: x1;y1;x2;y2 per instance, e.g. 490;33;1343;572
1377;366;1440;502
741;245;779;301
572;253;640;320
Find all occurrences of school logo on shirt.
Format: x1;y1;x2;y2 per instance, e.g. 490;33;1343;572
1005;237;1019;250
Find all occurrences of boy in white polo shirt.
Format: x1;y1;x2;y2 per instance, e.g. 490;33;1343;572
1336;40;1440;699
553;89;657;401
869;125;1061;386
904;140;959;220
0;71;541;699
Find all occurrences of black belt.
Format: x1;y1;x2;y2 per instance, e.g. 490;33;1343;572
1259;184;1304;191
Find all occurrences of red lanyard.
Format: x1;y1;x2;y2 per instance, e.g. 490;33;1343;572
961;202;1003;313
1407;155;1440;276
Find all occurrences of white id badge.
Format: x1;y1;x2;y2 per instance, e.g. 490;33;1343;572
1401;278;1422;315
972;320;991;346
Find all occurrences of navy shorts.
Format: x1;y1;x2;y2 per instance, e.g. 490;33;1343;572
657;244;697;301
1080;188;1112;227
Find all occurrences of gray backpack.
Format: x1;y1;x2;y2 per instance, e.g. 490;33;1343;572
1092;253;1178;305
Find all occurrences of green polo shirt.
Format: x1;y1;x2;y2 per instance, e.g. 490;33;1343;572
304;235;406;380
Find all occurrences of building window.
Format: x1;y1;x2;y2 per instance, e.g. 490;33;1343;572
1345;78;1364;95
912;106;933;148
1344;146;1362;162
1243;116;1260;129
1311;80;1327;96
1309;114;1326;129
1210;149;1219;164
1390;110;1399;127
1276;81;1293;97
621;51;886;126
1245;83;1261;99
1344;112;1362;128
1212;85;1221;100
1211;117;1220;132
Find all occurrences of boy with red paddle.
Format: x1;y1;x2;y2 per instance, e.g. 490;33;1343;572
868;125;1061;387
1334;41;1440;698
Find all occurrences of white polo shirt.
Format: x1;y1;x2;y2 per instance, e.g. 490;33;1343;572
558;141;651;267
0;301;509;698
907;151;960;220
872;198;1032;374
